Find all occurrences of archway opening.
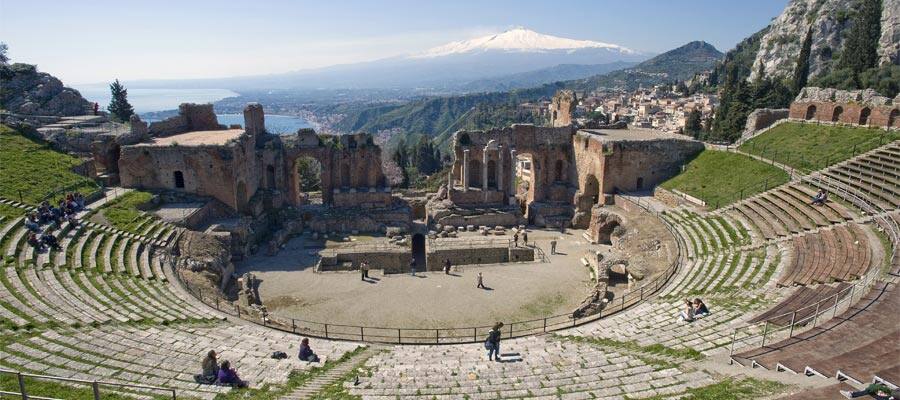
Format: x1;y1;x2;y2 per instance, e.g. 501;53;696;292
411;234;426;271
890;109;899;128
487;159;497;189
859;107;871;125
293;156;322;204
266;165;276;189
554;159;565;183
173;171;185;189
832;106;843;122
107;144;121;173
596;220;621;245
636;177;644;190
578;174;600;212
805;105;817;120
468;158;482;189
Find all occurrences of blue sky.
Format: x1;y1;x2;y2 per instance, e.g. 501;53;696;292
1;0;787;84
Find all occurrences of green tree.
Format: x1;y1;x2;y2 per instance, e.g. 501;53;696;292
792;27;813;94
837;0;882;73
0;42;8;64
107;79;134;122
295;158;322;192
685;109;702;137
411;135;441;175
392;139;410;188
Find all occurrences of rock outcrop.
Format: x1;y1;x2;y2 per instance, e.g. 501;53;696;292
750;0;900;82
0;63;92;116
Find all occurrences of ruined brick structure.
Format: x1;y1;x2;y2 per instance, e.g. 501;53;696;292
789;87;900;129
549;90;577;127
110;103;391;214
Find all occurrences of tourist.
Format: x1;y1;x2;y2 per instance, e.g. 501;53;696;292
25;213;41;232
513;233;519;247
679;300;694;322
476;272;485;289
550;239;557;255
27;232;43;250
196;350;218;384
409;259;416;276
41;233;60;250
298;338;320;362
692;298;709;318
485;322;503;361
811;189;827;206
840;383;893;399
360;260;368;281
216;360;247;388
522;232;528;246
444;259;451;274
74;192;85;210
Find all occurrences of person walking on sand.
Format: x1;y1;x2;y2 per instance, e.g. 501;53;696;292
409;259;416;276
444;259;451;275
513;232;519;247
360;260;368;281
477;272;485;289
522;232;528;247
550;239;557;255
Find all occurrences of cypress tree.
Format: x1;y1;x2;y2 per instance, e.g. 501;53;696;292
685;109;703;138
838;0;882;73
793;27;814;94
107;79;134;122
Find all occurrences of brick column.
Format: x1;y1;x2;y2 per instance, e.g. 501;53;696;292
482;150;488;191
497;145;504;195
462;149;469;192
509;148;517;196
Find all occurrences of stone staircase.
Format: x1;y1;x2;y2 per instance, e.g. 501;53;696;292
280;345;378;400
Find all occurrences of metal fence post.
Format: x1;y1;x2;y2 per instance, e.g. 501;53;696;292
729;330;737;358
360;326;364;341
92;381;101;400
324;324;329;339
812;303;820;327
788;311;796;338
17;372;27;400
291;319;296;334
473;327;477;342
543;318;547;333
760;321;769;348
398;329;402;344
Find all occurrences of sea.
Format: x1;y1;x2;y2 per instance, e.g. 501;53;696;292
73;86;314;134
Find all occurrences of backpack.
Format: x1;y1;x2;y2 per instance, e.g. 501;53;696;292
271;351;288;359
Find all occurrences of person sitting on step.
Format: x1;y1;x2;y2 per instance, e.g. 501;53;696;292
195;350;218;384
216;360;247;388
298;337;320;362
41;232;60;250
811;189;827;206
679;299;695;322
692;298;709;318
840;383;893;399
27;232;44;250
24;213;41;232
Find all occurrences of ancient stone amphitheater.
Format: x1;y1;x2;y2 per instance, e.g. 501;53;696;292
0;137;898;399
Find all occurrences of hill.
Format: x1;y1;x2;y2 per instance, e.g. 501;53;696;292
0;63;92;116
458;61;636;92
333;41;722;149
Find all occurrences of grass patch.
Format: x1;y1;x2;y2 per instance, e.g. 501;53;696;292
0;366;178;399
661;150;789;209
556;335;704;360
0;203;26;220
0;124;99;205
94;191;157;234
634;377;786;400
214;345;367;400
739;122;900;173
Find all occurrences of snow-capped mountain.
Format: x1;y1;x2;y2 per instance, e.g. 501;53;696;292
413;27;637;58
127;28;650;92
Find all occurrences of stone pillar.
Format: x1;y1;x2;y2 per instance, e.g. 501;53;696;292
497;145;504;196
509;148;517;199
462;149;470;192
482;150;489;191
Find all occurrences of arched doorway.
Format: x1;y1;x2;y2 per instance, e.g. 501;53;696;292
579;174;599;211
859;107;871;125
293;156;322;204
107;144;121;173
468;159;482;189
411;234;426;271
890;109;899;128
805;105;817;120
487;160;497;189
173;171;185;189
266;165;276;189
832;106;843;122
636;177;644;190
596;220;621;245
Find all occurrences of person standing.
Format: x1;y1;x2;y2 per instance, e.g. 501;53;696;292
522;232;528;247
409;258;416;276
485;322;503;361
513;233;519;247
477;272;485;289
360;260;368;281
444;259;451;275
550;239;557;255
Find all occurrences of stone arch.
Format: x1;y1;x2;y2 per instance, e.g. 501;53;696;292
805;104;817;120
106;144;121;173
859;107;871;125
487;159;497;189
636;177;644;190
173;171;185;189
468;158;482;188
266;165;276;189
890;109;899;128
596;219;621;245
831;106;843;122
291;156;323;204
340;163;351;188
458;133;471;146
411;233;426;271
578;174;600;211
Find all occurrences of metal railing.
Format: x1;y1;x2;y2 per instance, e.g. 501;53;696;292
0;368;176;400
726;170;899;359
172;197;684;345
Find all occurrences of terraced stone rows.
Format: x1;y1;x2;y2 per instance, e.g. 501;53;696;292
779;224;873;286
350;336;715;399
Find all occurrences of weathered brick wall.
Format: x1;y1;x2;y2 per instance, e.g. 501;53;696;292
599;139;703;194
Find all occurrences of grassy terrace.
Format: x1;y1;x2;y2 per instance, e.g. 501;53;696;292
0;124;99;204
661;150;789;209
739;122;900;173
92;190;158;234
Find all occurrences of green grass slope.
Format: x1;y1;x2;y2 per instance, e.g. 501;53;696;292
739;122;899;173
661;150;789;209
0;124;99;204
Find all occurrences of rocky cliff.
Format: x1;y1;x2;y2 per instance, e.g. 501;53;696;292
1;63;92;116
749;0;899;81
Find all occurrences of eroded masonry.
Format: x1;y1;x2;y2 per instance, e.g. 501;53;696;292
95;92;702;275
